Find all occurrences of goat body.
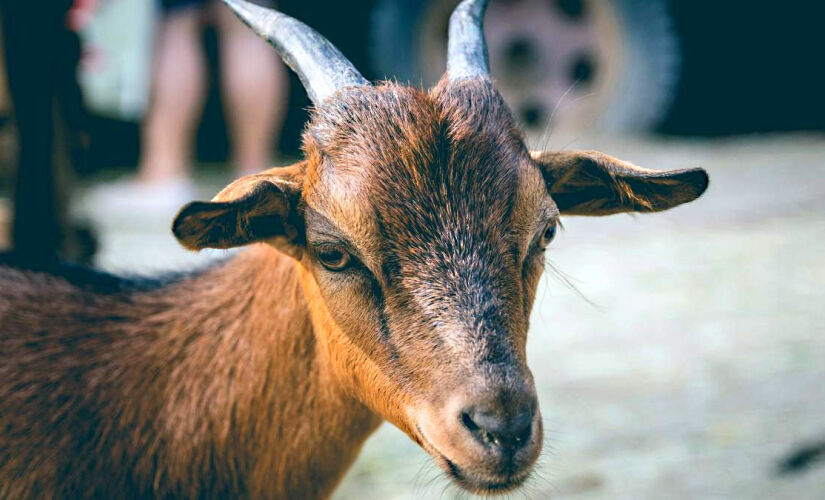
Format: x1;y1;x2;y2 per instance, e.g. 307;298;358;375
0;247;377;499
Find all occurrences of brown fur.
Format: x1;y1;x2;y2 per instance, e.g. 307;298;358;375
0;247;378;499
0;79;708;499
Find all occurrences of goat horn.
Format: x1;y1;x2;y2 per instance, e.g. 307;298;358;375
222;0;369;104
447;0;491;81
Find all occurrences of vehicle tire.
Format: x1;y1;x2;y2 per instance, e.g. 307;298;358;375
369;0;680;135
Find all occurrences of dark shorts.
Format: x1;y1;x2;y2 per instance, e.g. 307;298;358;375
160;0;206;11
159;0;274;13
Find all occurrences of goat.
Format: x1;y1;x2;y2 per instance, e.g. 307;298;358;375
0;0;709;498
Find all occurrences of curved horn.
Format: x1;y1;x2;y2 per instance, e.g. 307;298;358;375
223;0;369;104
447;0;491;81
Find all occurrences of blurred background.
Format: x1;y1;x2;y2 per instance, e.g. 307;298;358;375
0;0;823;498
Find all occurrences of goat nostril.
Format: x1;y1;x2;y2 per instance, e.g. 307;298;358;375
506;410;533;448
511;410;533;435
461;407;534;451
513;416;532;445
461;411;479;432
462;411;502;446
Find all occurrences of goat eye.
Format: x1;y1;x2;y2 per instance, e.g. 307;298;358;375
317;246;351;271
540;222;557;248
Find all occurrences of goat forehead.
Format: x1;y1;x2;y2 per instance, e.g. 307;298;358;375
350;130;522;262
373;151;518;252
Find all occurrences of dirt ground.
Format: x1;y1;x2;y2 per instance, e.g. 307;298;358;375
76;134;825;499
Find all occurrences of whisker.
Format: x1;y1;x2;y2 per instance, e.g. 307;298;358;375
544;81;580;138
544;258;600;308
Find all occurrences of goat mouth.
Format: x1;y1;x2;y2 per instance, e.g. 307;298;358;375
443;456;530;494
415;425;531;495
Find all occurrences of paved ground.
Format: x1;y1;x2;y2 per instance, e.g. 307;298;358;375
69;134;825;499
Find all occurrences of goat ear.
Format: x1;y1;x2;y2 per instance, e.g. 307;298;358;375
172;163;304;251
531;150;709;216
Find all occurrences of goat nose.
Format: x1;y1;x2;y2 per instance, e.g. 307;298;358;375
461;399;535;452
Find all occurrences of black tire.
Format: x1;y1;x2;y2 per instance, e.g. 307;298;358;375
369;0;680;134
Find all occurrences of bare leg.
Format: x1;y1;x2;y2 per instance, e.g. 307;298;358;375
216;2;287;176
138;8;206;183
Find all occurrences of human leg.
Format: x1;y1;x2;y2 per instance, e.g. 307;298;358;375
138;6;206;183
216;1;286;175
